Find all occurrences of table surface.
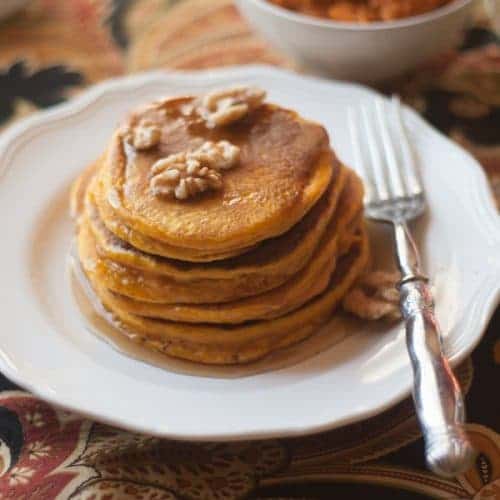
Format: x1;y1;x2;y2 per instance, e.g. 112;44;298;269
0;1;499;499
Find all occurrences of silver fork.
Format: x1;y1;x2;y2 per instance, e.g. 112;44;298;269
348;97;475;477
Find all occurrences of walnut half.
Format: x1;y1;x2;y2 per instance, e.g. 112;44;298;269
123;120;161;150
342;271;401;321
194;140;240;170
150;140;240;200
198;86;266;128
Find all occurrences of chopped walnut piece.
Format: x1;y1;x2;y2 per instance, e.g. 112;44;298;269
195;140;240;170
198;86;266;128
342;270;401;321
150;140;240;200
150;153;222;200
125;120;161;150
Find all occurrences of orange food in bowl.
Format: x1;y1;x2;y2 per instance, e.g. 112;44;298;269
268;0;454;22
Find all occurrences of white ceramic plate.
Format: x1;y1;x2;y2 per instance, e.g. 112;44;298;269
0;66;498;440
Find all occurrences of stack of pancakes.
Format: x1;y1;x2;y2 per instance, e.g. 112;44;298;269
71;88;369;365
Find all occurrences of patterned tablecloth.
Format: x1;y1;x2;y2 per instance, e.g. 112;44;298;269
0;1;499;498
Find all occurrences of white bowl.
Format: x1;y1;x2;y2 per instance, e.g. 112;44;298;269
235;0;474;83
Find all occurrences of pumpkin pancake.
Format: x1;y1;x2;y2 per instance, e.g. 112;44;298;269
85;163;354;290
98;95;333;257
69;160;99;220
92;172;257;262
77;203;361;308
70;86;372;366
78;198;363;321
78;170;363;305
93;149;335;262
101;214;363;324
81;231;369;364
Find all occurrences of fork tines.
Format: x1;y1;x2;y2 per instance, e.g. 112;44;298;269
348;96;423;207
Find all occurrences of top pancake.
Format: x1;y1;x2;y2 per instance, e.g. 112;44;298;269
99;95;332;255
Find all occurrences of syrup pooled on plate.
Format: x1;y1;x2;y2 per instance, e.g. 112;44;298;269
69;247;352;378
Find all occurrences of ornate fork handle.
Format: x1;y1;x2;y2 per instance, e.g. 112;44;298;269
394;220;475;477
